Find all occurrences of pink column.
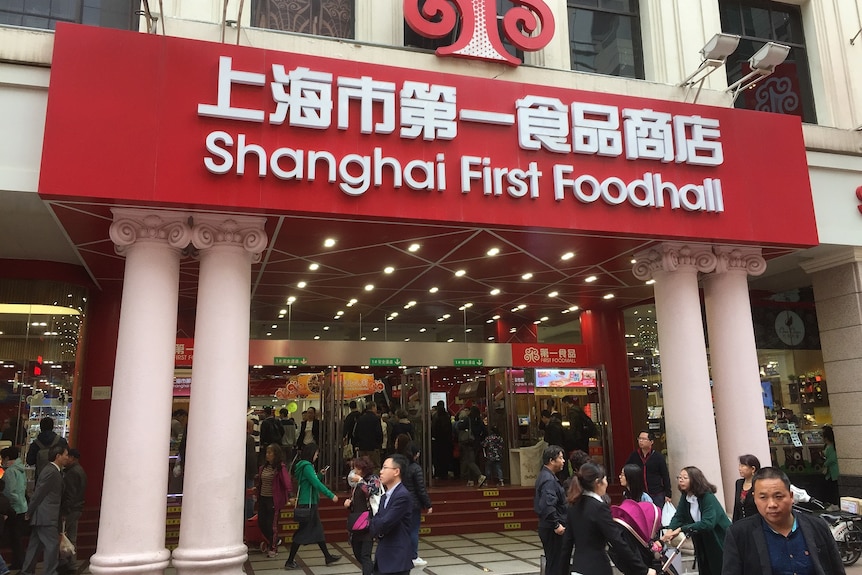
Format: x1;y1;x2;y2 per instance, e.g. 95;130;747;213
90;209;191;575
703;246;770;510
172;215;267;575
633;243;725;503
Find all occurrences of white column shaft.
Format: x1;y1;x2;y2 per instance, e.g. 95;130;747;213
172;244;254;575
654;268;725;503
90;240;179;575
704;269;771;511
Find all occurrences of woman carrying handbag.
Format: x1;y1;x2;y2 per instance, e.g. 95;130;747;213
284;443;341;570
343;456;382;575
255;444;293;557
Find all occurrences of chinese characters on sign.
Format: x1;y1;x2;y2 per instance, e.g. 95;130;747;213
199;57;725;213
512;343;589;368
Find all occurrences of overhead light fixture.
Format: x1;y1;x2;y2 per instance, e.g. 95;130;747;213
309;263;319;270
727;42;790;103
384;266;395;274
490;288;501;295
487;247;500;256
454;269;466;277
323;238;336;248
522;272;533;280
408;243;420;252
679;33;740;99
585;275;597;283
561;252;574;260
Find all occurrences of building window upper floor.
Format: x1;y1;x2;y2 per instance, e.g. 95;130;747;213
567;0;643;80
719;0;816;123
252;0;354;39
0;0;135;30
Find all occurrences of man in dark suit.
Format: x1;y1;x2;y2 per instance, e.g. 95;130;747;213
370;454;413;575
722;467;845;575
21;444;69;575
295;406;320;449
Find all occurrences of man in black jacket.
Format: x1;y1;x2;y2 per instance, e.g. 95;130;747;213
624;430;672;507
353;403;383;468
534;445;567;575
722;467;845;575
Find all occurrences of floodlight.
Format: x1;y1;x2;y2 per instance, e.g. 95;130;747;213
678;33;740;100
726;42;791;103
701;33;741;61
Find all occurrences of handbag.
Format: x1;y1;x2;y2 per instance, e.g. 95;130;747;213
293;483;313;521
346;484;372;533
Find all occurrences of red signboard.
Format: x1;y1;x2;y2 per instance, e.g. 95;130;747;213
40;24;817;247
175;338;194;367
511;343;591;368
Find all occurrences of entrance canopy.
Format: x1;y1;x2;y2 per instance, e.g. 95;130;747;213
38;24;816;340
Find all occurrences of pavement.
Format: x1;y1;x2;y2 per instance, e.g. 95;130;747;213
70;531;862;575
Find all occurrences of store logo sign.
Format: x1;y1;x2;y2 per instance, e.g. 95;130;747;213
403;0;555;67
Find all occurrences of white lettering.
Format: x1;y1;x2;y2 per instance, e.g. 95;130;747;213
204;131;234;174
339;154;371;195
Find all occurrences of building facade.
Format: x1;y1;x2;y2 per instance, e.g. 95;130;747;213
1;1;862;574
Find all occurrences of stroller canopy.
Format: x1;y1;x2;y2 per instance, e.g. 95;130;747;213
611;499;662;547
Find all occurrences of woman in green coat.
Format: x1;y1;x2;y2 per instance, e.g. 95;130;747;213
661;466;730;575
283;442;341;569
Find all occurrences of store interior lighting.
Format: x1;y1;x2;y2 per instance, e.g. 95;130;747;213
726;41;791;103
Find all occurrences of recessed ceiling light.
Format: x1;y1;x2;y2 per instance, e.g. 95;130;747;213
492;314;500;320
464;302;473;308
384;266;395;274
548;291;559;298
486;319;494;323
465;328;472;333
278;314;285;319
509;327;516;333
271;324;278;329
287;296;296;304
585;275;597;283
324;238;336;248
309;263;319;270
429;287;438;293
279;308;287;315
455;269;466;277
511;306;520;312
361;336;367;341
390;312;399;318
297;281;307;288
646;279;656;285
533;320;541;324
443;314;451;319
313;335;320;340
404;338;410;342
447;338;454;343
323;326;330;331
569;305;579;312
437;317;445;322
561;252;574;260
522;272;533;280
540;316;549;321
365;284;374;291
336;310;345;316
419;328;426;332
518;304;527;310
630;258;637;264
266;332;272;336
408;243;420;252
490;288;501;295
487;336;495;341
603;293;615;299
487;247;500;256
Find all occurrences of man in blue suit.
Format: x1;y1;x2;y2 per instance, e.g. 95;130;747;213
370;454;413;575
21;444;69;575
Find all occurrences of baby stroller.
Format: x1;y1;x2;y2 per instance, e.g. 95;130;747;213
610;499;681;575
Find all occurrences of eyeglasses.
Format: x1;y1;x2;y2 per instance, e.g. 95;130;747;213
381;466;395;470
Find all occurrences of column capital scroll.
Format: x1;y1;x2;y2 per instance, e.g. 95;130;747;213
109;208;192;256
632;243;717;281
712;246;766;276
191;215;268;263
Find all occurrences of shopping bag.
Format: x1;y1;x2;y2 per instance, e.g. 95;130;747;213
661;500;676;527
59;531;76;558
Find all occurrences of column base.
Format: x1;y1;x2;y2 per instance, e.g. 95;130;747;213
89;549;171;575
172;544;248;575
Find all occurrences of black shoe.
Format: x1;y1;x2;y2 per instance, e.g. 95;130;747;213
283;560;298;570
325;554;341;565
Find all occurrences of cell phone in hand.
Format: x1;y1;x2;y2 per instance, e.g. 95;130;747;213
321;465;331;473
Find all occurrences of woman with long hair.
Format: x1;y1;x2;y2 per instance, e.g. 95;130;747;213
560;462;655;575
620;463;651;503
343;456;382;575
731;454;760;522
255;443;292;557
284;443;341;569
662;466;730;575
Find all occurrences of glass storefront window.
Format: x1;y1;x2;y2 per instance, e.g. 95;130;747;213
0;279;87;448
251;0;355;39
567;0;644;79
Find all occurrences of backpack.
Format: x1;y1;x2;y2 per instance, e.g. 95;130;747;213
35;435;61;476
